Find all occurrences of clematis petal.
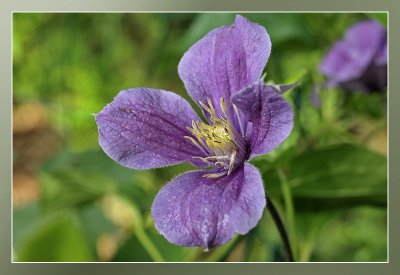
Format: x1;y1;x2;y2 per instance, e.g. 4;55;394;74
231;81;294;158
178;15;271;119
319;40;366;83
95;88;207;170
151;163;266;249
320;20;387;84
346;20;386;64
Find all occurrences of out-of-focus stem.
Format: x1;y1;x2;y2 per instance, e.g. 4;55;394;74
277;168;298;259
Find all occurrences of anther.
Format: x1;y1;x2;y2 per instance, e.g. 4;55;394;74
227;150;236;175
202;171;227;178
233;103;244;136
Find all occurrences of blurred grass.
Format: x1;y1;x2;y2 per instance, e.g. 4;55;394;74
13;13;387;262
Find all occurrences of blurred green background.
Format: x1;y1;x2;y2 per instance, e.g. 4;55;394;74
13;13;387;262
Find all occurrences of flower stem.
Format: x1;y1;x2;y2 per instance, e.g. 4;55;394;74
266;194;294;262
127;199;165;262
135;224;165;262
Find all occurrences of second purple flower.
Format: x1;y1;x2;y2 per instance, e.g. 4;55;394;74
320;20;387;93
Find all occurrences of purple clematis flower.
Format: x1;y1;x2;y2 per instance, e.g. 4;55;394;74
320;20;387;93
95;15;294;250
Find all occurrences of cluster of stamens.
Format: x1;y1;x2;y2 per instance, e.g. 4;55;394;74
185;98;241;178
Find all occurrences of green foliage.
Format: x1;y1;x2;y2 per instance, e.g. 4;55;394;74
16;211;94;262
288;144;386;209
280;144;385;261
13;13;387;262
252;143;386;261
311;207;387;262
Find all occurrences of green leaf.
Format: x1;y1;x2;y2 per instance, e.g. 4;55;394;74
294;211;340;261
311;206;387;261
78;204;119;256
256;144;386;211
40;169;115;211
112;234;153;262
287;144;387;210
16;211;94;262
245;14;313;46
13;203;40;250
254;145;386;261
40;150;151;212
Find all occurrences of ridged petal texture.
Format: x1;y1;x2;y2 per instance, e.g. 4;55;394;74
178;15;271;119
96;88;206;169
232;81;294;158
151;164;266;249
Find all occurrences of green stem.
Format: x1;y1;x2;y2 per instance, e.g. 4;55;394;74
266;195;294;262
277;168;297;260
135;226;165;262
127;199;165;262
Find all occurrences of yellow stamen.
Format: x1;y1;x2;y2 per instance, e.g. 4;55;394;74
186;97;239;178
203;171;228;179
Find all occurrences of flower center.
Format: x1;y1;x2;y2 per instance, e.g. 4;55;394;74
185;98;240;178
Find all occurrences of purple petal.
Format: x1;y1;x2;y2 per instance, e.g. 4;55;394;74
231;81;294;158
178;15;271;118
320;40;366;83
320;20;387;83
346;20;386;64
96;88;206;170
151;164;266;249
